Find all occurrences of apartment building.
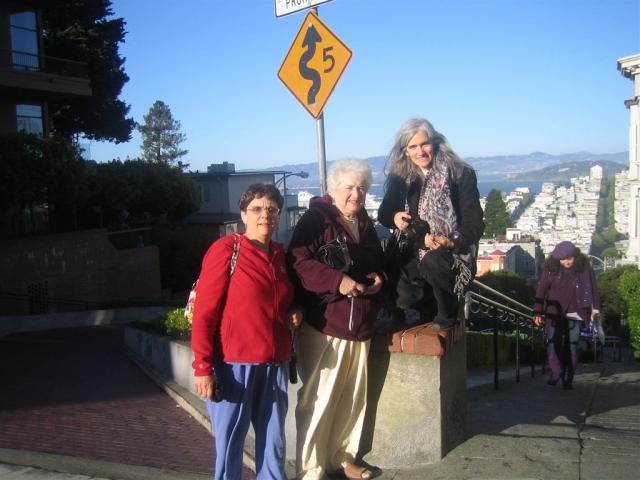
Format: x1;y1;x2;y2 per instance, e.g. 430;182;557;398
0;1;91;136
477;233;542;279
187;162;304;245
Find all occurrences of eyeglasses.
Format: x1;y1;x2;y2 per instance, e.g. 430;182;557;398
246;206;281;216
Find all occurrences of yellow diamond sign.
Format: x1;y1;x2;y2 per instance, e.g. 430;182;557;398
278;11;352;119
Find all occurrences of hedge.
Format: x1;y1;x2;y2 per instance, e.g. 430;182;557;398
466;330;545;369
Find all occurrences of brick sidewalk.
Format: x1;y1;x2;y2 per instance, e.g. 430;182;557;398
0;326;253;479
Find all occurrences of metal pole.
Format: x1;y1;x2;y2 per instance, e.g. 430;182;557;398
316;112;327;195
311;6;327;196
282;173;288;240
541;330;546;375
515;315;520;383
530;321;535;378
493;312;499;391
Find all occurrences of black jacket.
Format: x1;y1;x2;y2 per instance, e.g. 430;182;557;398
378;166;485;255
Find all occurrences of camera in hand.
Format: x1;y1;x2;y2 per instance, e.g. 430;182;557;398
404;218;430;247
349;272;374;287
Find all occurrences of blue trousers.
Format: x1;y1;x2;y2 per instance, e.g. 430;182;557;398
206;362;289;480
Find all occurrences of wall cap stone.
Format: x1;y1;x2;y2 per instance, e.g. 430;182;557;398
372;321;465;357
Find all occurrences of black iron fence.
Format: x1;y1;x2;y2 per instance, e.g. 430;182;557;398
466;280;545;390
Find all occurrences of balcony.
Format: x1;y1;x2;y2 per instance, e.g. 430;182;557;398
0;48;91;97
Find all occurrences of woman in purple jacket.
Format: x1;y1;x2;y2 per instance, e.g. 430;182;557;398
533;241;601;389
287;158;384;480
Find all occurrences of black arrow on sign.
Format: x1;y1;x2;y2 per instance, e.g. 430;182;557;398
299;23;322;105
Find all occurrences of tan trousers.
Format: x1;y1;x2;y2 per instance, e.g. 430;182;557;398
294;322;370;480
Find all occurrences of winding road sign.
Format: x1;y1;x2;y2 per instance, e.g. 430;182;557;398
278;11;352;118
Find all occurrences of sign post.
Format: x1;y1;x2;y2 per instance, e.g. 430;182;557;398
278;10;352;193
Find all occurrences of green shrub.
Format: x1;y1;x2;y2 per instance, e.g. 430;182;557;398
164;308;192;339
129;313;166;335
619;270;640;359
466;330;545;369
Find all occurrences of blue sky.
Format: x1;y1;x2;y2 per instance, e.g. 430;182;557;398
90;0;640;172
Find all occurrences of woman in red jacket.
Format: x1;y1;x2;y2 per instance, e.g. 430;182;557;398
287;158;384;480
191;183;302;480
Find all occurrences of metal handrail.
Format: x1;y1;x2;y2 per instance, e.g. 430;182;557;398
467;280;544;390
471;280;534;314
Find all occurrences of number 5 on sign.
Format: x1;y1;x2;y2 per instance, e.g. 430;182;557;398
278;11;352;118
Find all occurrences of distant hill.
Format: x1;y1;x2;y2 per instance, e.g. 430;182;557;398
257;151;628;187
470;152;628;180
505;160;627;181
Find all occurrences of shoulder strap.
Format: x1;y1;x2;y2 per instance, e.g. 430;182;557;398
229;233;241;276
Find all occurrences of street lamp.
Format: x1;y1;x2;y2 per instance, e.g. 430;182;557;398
276;170;309;187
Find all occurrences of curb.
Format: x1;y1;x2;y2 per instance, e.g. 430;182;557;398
0;448;210;480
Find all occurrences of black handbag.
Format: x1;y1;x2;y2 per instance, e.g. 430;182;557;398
312;231;353;304
314;231;352;271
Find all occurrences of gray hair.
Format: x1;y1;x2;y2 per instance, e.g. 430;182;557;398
327;157;373;194
385;117;470;188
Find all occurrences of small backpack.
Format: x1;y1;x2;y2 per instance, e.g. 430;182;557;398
184;234;241;324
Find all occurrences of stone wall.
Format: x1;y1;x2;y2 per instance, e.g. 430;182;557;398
0;229;161;315
125;321;468;468
362;325;467;466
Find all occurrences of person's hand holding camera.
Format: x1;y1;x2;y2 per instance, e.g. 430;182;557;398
339;274;367;297
363;272;384;296
393;211;411;230
424;233;454;250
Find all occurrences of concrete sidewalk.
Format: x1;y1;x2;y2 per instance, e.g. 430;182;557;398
1;326;639;480
377;350;640;480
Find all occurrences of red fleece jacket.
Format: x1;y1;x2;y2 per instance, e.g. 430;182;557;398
191;234;294;376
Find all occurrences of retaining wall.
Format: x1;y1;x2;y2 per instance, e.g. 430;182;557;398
125;321;467;467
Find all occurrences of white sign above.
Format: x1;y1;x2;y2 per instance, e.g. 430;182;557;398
274;0;334;18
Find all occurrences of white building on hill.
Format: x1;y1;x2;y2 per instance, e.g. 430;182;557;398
515;172;601;256
618;53;640;266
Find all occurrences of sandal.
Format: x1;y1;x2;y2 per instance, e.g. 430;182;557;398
343;463;373;480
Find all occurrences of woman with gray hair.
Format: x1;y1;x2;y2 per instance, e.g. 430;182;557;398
378;117;484;331
287;157;384;480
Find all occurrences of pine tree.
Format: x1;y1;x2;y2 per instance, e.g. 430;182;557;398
138;101;189;168
43;0;135;142
483;189;512;237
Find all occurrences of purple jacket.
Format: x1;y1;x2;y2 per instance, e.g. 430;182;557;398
286;195;384;341
533;264;601;325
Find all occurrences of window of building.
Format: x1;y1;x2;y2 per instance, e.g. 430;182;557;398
10;11;39;70
16;104;44;135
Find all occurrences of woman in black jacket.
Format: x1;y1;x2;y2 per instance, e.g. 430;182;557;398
378;117;485;331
